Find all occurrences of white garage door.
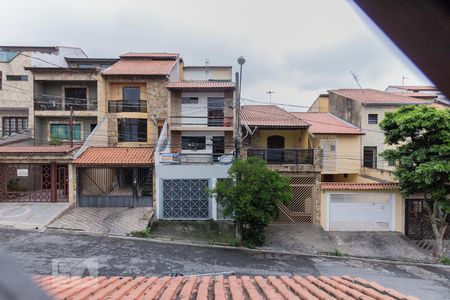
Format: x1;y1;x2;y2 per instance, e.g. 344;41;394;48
329;193;394;231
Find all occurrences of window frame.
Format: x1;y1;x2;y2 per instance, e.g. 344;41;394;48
6;75;28;81
181;97;199;104
117;118;147;142
2;117;28;136
49;123;82;141
182;136;206;150
368;113;378;124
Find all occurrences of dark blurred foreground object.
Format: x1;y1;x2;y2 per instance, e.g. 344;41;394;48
353;0;450;98
0;250;51;300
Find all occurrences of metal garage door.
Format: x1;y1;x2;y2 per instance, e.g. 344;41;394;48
162;179;209;219
329;193;394;231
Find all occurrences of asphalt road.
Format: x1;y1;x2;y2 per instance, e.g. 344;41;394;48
0;229;449;300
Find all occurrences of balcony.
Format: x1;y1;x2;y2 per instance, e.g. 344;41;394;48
34;97;97;111
247;148;315;165
170;116;233;128
108;100;147;113
159;153;234;165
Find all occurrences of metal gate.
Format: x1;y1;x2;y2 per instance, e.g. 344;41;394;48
0;164;68;202
405;199;450;240
77;167;152;207
162;179;209;219
275;176;316;223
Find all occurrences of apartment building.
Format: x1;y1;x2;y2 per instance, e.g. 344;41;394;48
155;65;235;220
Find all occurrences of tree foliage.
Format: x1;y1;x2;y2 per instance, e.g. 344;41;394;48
380;105;450;257
213;157;291;247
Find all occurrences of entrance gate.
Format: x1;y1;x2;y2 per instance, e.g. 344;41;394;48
405;199;450;240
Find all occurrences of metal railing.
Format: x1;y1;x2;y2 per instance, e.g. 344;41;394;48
159;153;234;165
170;116;233;127
34;97;97;111
108;100;147;113
247;148;315;165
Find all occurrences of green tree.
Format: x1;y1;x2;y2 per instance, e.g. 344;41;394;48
213;157;291;247
380;105;450;258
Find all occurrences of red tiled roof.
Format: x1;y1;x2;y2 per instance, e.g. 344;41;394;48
0;145;79;154
330;89;428;105
292;112;364;135
241;105;309;128
34;274;419;300
389;85;437;91
120;52;179;59
390;92;437;99
321;182;399;191
166;81;235;90
73;147;154;165
103;59;177;76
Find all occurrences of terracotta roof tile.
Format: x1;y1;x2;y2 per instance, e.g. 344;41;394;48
241;105;309;128
0;145;79;154
73;147;154;165
292;112;364;135
34;275;418;300
321;182;399;191
330;89;428;105
389;85;437;91
120;52;179;59
390;92;437;99
166;80;235;90
103;59;177;76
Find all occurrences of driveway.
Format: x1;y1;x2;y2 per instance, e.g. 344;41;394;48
263;224;433;262
0;203;71;230
47;207;154;236
0;228;449;300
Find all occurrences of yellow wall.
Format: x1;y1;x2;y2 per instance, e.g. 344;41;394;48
320;190;404;233
253;129;309;148
308;95;329;113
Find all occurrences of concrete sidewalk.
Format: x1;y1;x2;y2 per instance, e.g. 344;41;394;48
47;207;154;236
262;223;434;262
0;203;71;230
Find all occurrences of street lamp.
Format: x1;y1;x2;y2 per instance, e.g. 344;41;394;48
235;56;245;158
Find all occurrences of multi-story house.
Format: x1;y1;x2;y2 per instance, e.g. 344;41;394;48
73;52;181;208
385;85;449;105
154;64;235;220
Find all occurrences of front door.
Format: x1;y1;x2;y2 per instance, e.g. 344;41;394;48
267;135;284;163
212;136;225;162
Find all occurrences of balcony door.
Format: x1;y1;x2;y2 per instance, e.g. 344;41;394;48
363;146;377;169
267;135;284;163
123;87;140;112
207;98;224;126
65;87;87;110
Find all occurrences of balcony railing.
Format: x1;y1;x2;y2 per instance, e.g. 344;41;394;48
34;97;97;111
247;148;315;165
160;153;234;165
108;100;147;113
170;116;233;127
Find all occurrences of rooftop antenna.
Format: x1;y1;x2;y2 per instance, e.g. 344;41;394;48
402;76;408;89
266;90;275;104
350;71;362;89
205;58;210;80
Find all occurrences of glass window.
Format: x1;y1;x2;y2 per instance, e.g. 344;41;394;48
182;136;206;150
0;51;19;62
50;124;81;140
368;114;378;124
78;64;94;68
123;87;141;112
118;118;147;142
363;146;377;169
2;117;28;136
181;97;199;104
6;75;28;81
100;64;112;69
65;87;87;110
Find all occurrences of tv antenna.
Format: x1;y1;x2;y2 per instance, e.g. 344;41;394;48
266;90;275;104
402;76;408;88
350;71;362;89
205;58;210;80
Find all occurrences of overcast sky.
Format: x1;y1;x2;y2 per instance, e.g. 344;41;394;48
0;0;431;110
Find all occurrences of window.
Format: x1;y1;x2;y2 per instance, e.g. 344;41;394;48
207;97;225;126
50;124;81;140
181;97;199;104
6;75;28;81
118;118;147;142
0;71;2;89
123;87;141;112
0;51;18;62
182;136;206;150
90;123;97;132
100;64;112;69
368;114;378;124
2;117;28;136
78;64;94;68
363;146;377;169
65;87;87;110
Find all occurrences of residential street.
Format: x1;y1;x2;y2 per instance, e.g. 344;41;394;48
0;229;449;300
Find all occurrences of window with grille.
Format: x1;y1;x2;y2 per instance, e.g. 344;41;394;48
368;114;378;124
118;118;147;142
6;75;28;81
182;136;206;150
50;124;81;140
2;117;28;136
181;97;199;104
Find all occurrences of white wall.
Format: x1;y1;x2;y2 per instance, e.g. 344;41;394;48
180;92;224;127
181;130;224;154
32;47;86;67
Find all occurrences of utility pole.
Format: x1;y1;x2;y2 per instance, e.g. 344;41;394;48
235;56;245;158
69;105;74;148
266;90;275;104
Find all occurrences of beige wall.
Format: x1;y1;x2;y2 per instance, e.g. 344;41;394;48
308;95;329;112
320;190;404;233
250;128;309;148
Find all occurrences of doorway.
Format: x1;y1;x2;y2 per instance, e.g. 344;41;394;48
267;135;284;163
